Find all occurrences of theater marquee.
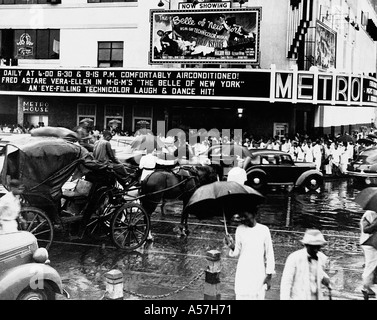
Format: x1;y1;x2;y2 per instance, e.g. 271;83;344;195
150;8;261;65
0;67;376;107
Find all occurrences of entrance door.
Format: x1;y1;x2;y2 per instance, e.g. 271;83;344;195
26;115;48;127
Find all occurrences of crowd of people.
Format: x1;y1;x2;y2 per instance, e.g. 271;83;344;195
3;120;377;178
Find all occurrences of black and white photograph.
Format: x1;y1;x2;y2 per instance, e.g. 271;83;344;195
1;0;377;312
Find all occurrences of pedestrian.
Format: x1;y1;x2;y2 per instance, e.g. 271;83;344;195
224;207;275;300
323;141;333;175
312;139;323;171
280;229;331;300
359;209;377;299
0;179;24;233
330;142;342;176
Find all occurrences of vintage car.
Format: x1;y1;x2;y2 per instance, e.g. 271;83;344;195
345;146;377;186
197;143;252;180
243;149;323;192
0;230;69;300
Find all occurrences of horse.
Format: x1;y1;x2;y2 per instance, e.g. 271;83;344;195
139;164;219;237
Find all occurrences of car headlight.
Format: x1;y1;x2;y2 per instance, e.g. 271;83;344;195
33;248;50;264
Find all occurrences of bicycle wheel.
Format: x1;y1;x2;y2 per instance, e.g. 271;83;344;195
19;207;54;250
110;202;150;251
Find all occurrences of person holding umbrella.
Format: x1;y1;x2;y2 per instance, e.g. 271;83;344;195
355;187;377;298
224;206;275;300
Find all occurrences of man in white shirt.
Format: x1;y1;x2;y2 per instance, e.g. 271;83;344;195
280;229;331;300
139;152;157;181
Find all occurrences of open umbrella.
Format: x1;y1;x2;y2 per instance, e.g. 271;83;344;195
130;134;165;152
183;181;265;233
79;118;94;124
357;138;374;145
355;187;377;211
337;134;356;144
108;119;122;126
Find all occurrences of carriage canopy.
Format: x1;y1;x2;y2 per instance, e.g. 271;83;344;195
1;136;92;200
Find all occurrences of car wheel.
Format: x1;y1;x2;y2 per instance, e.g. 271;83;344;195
246;172;266;190
304;175;323;191
17;284;55;300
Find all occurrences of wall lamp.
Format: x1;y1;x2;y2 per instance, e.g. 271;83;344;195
237;108;244;118
158;0;170;8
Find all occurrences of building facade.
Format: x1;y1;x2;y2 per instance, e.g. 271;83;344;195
0;0;376;140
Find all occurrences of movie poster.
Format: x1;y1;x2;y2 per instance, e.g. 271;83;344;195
150;8;261;65
315;20;337;70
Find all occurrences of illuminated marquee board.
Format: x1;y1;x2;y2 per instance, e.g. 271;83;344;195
0;68;271;100
0;67;376;107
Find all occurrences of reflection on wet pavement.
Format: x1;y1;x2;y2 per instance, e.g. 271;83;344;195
50;177;369;300
259;178;364;232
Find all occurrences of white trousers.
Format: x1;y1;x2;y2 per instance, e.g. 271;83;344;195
361;245;377;288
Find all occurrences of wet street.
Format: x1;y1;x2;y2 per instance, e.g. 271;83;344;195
47;176;368;300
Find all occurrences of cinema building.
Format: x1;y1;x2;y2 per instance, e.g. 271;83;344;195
0;0;377;139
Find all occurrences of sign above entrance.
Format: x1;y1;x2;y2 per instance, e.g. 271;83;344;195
178;1;231;10
0;67;271;100
0;67;376;107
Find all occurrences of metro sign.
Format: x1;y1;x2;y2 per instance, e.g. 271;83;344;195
274;71;363;105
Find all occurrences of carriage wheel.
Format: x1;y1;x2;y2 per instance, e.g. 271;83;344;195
85;192;115;240
110;202;150;251
19;207;54;250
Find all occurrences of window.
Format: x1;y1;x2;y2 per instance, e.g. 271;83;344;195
0;0;48;4
0;29;60;60
77;104;96;126
98;42;123;68
88;0;136;2
105;104;123;130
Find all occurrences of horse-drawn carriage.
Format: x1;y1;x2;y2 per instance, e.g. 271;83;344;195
0;135;220;251
0;135;151;251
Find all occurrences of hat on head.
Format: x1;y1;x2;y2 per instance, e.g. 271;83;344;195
300;229;327;246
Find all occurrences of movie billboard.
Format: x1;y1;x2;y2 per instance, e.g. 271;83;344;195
315;20;337;70
150;8;261;65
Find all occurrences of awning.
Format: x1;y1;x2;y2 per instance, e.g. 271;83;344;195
366;19;377;41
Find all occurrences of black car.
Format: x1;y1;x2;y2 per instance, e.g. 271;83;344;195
243;149;323;192
345;146;377;186
197;143;252;180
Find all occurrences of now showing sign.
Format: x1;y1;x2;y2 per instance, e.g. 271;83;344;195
178;1;231;10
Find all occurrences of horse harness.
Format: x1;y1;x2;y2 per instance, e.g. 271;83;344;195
140;166;200;199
